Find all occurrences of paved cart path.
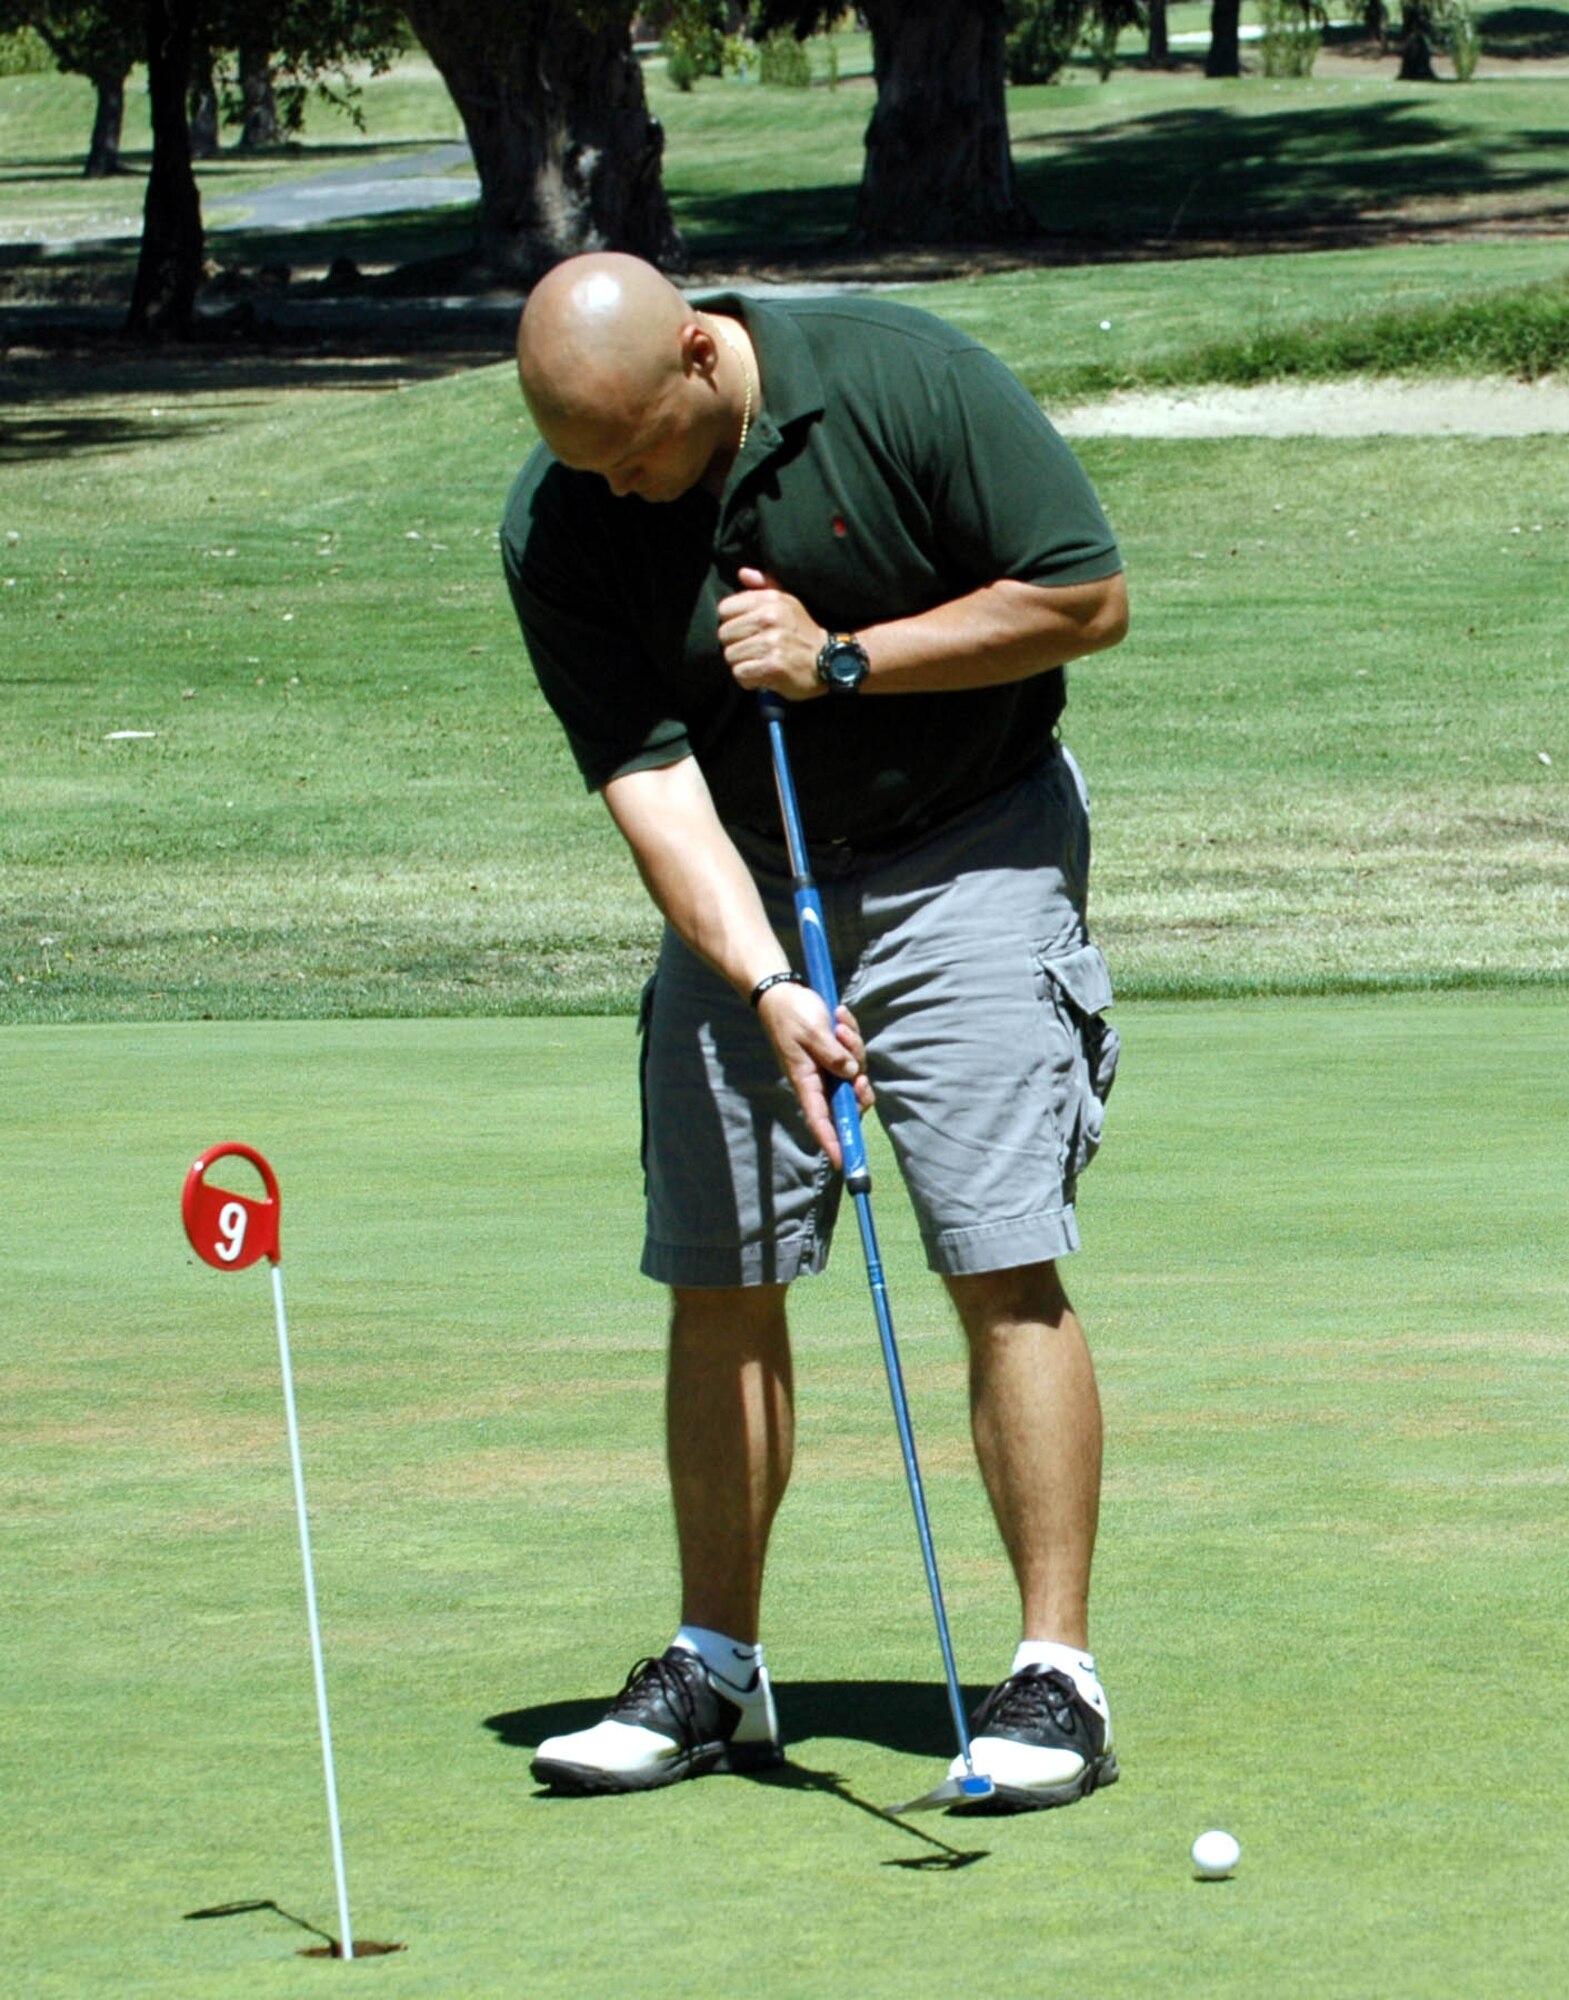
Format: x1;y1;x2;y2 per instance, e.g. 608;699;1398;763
206;140;479;232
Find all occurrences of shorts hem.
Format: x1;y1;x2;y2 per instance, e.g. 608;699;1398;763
641;1235;831;1289
922;1206;1081;1277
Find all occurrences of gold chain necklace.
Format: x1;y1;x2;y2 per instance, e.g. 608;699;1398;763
716;319;753;456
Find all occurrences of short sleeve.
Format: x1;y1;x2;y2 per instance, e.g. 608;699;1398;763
501;455;692;791
928;348;1123;590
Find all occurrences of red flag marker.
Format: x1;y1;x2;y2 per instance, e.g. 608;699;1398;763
181;1144;358;1962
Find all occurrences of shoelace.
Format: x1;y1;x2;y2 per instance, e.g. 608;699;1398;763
607;1654;705;1740
972;1666;1081;1738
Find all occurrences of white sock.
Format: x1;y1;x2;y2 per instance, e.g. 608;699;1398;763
672;1625;767;1700
1012;1639;1110;1726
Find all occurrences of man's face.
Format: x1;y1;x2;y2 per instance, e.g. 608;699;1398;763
542;371;714;504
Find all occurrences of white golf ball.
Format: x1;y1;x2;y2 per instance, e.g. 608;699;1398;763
1191;1829;1241;1879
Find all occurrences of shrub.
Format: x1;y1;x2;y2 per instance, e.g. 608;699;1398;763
656;0;737;91
0;27;55;76
1447;0;1482;78
757;29;812;88
1261;0;1322;76
1005;0;1088;85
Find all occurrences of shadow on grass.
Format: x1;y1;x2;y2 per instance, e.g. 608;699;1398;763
1010;97;1569;246
673;94;1569;264
488;1677;981;1759
0;158;141;184
1481;5;1569;57
0;408;192;461
0;345;502;458
487;1682;992;1868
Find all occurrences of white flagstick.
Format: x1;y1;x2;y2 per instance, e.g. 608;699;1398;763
270;1262;354;1962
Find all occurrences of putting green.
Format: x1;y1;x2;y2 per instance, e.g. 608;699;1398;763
5;994;1566;1996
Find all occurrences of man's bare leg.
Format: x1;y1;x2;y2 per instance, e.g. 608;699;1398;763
938;1259;1113;1809
667;1282;794;1645
529;1281;791;1791
943;1260;1102;1648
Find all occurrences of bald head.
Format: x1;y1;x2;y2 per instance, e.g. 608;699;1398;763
517;253;693;432
515;253;751;503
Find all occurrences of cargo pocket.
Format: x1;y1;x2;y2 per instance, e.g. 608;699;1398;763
1031;940;1120;1189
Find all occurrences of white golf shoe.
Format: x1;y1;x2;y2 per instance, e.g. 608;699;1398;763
531;1647;783;1794
947;1664;1117;1812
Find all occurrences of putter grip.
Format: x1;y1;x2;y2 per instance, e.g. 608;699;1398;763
790;880;870;1190
756;694;870;1191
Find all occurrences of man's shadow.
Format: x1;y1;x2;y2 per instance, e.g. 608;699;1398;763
486;1677;978;1761
485;1680;991;1870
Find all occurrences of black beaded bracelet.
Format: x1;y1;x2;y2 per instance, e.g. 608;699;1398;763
749;970;809;1009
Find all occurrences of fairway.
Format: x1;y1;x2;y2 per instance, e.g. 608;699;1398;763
5;996;1566;1997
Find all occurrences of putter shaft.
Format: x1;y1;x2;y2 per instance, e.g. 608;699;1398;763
758;692;981;1790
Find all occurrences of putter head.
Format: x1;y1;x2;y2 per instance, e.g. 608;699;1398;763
885;1771;996;1816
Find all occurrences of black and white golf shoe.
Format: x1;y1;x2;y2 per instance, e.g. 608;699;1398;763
531;1647;783;1795
946;1665;1118;1813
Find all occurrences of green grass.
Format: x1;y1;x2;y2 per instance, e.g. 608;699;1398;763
5;994;1567;1995
900;245;1569;400
1;338;1564;1023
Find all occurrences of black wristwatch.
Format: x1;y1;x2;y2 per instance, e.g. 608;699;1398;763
816;630;869;696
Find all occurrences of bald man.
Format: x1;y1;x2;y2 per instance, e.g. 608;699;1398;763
503;253;1128;1814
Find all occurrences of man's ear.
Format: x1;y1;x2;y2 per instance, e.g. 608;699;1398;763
680;319;721;383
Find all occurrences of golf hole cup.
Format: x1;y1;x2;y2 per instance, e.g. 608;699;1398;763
182;1142;281;1270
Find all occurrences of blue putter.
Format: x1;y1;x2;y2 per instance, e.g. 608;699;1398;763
757;691;994;1816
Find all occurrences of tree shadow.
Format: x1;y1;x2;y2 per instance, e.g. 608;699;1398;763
0;329;509;456
673;94;1569;264
0;407;192;463
0;159;143;184
1011;96;1569;247
1480;6;1569;57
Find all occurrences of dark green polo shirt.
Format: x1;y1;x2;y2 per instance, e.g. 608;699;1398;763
502;293;1122;849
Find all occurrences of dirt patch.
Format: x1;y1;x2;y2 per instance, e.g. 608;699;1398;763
1057;373;1569;435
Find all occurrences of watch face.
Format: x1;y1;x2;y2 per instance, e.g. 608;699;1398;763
819;637;868;693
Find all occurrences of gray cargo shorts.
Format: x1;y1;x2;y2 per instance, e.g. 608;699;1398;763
638;745;1119;1288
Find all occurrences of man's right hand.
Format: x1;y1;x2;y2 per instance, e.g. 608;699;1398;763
755;985;874;1167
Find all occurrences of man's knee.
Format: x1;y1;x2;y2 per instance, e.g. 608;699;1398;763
944;1261;1072;1339
671;1282;791;1348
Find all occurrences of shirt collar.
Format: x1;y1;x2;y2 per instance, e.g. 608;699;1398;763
697;292;825;458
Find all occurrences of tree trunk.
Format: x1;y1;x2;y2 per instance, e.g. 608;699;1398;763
1206;0;1242;74
1397;0;1438;76
238;36;280;150
404;0;681;283
856;0;1035;243
1147;0;1170;62
85;67;127;177
188;50;219;158
128;0;205;339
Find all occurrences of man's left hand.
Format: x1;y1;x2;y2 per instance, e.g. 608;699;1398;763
718;567;826;700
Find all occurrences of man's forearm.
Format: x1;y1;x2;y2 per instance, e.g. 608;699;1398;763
602;757;789;999
858;573;1128;694
718;570;1129;702
601;753;867;1165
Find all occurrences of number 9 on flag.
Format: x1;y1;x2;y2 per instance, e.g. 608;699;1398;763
182;1142;281;1270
